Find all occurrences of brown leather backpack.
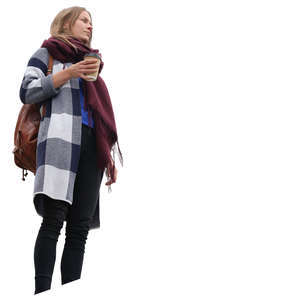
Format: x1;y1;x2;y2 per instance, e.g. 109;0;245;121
13;54;54;181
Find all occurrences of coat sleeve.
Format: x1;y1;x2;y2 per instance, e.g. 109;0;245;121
19;47;60;104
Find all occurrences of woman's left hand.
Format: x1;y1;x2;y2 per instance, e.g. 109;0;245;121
105;164;118;186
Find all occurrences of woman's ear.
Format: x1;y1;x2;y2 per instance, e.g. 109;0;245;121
63;22;69;31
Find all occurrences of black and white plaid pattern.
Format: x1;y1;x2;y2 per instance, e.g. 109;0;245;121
19;47;100;230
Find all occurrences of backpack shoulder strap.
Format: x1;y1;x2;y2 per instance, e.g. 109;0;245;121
41;54;54;117
47;54;53;75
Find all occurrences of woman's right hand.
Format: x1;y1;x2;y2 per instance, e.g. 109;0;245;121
67;58;100;81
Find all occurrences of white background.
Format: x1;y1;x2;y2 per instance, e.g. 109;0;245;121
1;0;300;298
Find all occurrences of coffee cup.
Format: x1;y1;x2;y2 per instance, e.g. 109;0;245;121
83;52;101;81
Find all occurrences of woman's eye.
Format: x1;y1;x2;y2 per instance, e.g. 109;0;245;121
81;19;92;26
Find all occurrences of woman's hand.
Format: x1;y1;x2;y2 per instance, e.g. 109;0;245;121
67;58;99;81
105;163;118;186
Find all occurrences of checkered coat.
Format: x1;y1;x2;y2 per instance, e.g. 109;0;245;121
19;47;101;230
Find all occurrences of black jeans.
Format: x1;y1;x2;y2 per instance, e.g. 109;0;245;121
34;123;104;294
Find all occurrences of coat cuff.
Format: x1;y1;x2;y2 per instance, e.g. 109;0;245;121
41;74;60;98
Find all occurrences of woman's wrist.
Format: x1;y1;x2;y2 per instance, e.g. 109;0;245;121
52;68;73;89
64;67;73;80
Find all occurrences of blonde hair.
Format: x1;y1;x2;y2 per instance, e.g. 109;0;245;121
50;6;93;51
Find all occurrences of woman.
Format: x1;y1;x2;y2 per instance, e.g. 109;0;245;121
19;6;123;294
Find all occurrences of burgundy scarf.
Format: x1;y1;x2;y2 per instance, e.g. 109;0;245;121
41;36;123;192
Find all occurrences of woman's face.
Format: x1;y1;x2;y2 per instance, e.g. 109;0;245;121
65;10;93;45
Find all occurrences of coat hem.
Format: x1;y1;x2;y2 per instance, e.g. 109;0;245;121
32;191;100;230
33;191;72;205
